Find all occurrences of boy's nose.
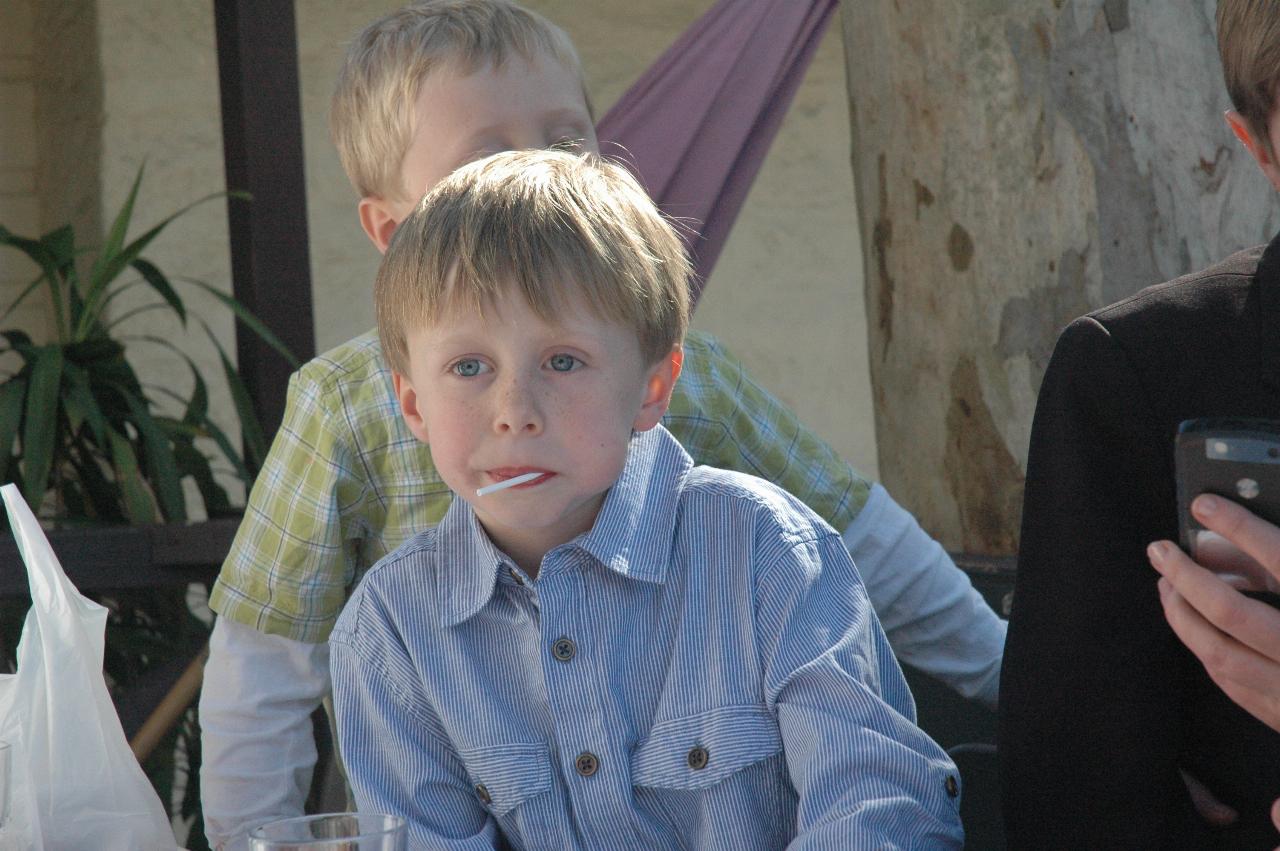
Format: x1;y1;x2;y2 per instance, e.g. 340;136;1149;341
493;377;543;436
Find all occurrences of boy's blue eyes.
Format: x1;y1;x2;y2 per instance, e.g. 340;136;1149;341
450;355;581;376
451;359;488;377
548;353;579;372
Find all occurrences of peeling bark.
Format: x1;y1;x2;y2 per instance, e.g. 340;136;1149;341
843;0;1279;554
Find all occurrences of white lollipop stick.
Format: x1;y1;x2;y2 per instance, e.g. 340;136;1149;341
476;471;542;496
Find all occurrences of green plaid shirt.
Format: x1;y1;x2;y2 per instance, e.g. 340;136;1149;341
209;329;871;642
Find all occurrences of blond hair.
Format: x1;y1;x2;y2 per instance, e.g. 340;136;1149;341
1217;0;1280;155
330;0;585;201
376;149;690;374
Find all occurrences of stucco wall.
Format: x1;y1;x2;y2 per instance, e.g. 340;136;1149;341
3;0;877;509
0;0;49;347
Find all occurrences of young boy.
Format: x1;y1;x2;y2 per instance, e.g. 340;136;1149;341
200;1;1003;845
329;147;963;848
1001;0;1280;846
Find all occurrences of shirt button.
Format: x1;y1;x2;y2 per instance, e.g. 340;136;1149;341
475;783;492;805
945;775;959;799
509;568;525;586
551;637;577;662
687;746;710;770
575;751;599;777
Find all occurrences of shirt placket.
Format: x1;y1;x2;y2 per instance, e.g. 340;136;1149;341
536;549;634;848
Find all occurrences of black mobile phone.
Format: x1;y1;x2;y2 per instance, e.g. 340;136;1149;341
1175;418;1280;561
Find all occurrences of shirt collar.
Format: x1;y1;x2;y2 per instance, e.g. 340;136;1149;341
573;425;691;585
436;497;507;627
436;425;692;627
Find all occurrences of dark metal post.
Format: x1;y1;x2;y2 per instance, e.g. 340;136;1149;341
213;0;316;441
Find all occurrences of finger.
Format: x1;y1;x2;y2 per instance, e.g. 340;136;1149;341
1181;769;1238;826
1191;530;1278;592
1160;581;1280;729
1193;495;1280;581
1273;796;1280;833
1151;542;1280;663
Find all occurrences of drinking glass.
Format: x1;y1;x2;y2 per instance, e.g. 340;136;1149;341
248;813;406;850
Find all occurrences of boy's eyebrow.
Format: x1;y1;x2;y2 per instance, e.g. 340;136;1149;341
427;323;613;352
466;108;593;142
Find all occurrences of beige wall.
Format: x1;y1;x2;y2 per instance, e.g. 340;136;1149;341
0;1;47;348
2;0;878;506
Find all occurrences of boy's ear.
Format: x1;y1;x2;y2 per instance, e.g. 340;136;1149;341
632;346;683;433
1226;110;1280;192
391;371;430;444
358;196;402;255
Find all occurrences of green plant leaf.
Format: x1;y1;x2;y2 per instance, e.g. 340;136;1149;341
63;362;109;449
199;321;267;470
78;187;227;340
0;226;65;337
64;336;125;367
41;223;76;266
0;225;57;272
42;225;79;313
0;330;35;360
131;258;186;326
89;163;145;294
0;270;52;328
172;439;230;515
0;376;28;483
104;302;171;332
185;278;299;368
81;343;144;415
123;393;186;522
185;366;209;426
107;428;156;523
67;438;124;521
116;334;212;430
186;412;252;483
21;345;64;509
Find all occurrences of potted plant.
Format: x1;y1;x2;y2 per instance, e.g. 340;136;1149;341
0;166;292;522
0;165;296;850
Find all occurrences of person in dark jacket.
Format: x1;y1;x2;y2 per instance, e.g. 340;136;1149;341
1000;1;1280;846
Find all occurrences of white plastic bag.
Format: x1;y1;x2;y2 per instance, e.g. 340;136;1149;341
0;484;179;850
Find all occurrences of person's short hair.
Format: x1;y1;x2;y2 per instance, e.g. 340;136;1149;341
330;0;585;201
1217;0;1280;155
376;149;691;374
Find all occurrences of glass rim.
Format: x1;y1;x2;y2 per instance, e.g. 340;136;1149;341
248;812;405;841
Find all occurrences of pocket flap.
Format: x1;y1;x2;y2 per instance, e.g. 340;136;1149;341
461;743;551;817
631;705;782;790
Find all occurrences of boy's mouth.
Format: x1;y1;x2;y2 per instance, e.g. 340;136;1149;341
485;468;555;489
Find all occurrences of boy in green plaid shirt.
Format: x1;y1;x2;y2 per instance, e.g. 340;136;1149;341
199;2;1006;847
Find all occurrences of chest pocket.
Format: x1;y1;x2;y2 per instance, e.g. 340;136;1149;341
631;704;782;790
461;743;552;818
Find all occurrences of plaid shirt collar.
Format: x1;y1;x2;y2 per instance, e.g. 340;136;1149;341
437;425;692;626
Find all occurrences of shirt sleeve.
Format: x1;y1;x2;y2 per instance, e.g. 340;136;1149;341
329;592;500;850
667;331;871;532
199;618;330;850
209;365;366;643
672;331;1004;707
843;484;1006;708
753;526;963;849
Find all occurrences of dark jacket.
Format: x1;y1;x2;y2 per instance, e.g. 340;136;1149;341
1000;232;1280;849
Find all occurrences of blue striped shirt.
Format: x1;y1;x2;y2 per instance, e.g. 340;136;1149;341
329;426;963;850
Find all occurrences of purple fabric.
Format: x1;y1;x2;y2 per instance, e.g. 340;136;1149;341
596;0;839;302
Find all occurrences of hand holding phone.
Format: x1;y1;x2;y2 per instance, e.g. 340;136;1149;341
1175;418;1280;594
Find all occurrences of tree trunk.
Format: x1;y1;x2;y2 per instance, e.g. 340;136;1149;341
842;0;1279;555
